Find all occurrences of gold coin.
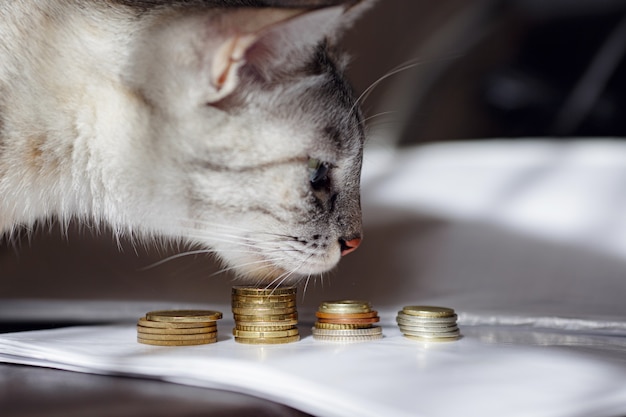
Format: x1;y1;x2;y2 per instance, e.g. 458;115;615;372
137;332;217;341
313;322;374;330
318;300;371;314
235;319;299;327
232;286;296;296
234;335;300;345
315;310;378;319
231;300;297;309
137;324;217;335
137;337;217;346
401;306;455;318
146;310;223;323
312;334;383;342
311;326;382;337
403;334;460;342
233;328;299;338
137;317;215;329
231;295;296;304
232;306;296;315
236;324;297;332
316;316;379;325
233;312;298;322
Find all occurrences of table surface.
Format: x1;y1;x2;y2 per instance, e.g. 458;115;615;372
0;361;311;417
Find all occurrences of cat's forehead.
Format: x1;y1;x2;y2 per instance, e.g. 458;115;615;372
239;40;365;159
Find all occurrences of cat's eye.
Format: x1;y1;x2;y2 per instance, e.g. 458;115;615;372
308;158;330;190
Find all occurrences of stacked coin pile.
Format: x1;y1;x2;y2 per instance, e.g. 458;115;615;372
137;310;223;346
312;300;383;342
231;286;300;344
396;305;460;342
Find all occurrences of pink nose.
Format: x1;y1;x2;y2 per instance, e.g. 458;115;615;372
340;238;362;256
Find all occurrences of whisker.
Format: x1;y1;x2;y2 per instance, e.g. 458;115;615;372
265;253;314;292
301;272;313;302
182;233;281;250
177;219;298;240
139;249;215;270
350;60;422;118
361;110;397;124
209;256;290;277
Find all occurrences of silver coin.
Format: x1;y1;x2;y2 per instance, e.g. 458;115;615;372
400;328;460;338
403;334;460;342
397;324;459;333
311;326;383;337
396;313;458;325
395;320;459;329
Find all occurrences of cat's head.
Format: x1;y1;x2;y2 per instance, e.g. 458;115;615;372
125;2;371;283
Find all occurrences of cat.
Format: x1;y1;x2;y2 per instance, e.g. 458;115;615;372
0;0;372;284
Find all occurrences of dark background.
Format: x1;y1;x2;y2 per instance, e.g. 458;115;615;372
3;0;626;312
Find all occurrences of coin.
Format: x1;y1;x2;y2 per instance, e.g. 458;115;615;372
397;324;459;333
315;310;378;319
403;334;460;342
401;306;455;318
312;334;383;342
231;295;296;304
137;337;217;346
313;322;374;330
137;317;215;329
400;328;461;338
146;310;223;323
233;312;298;322
231;306;297;315
232;286;297;296
233;328;299;338
235;323;297;331
234;335;300;345
316;316;380;325
231;300;297;309
396;305;461;342
396;313;458;325
137;332;218;341
311;326;382;337
137;324;217;335
397;317;458;326
235;319;299;328
318;300;371;314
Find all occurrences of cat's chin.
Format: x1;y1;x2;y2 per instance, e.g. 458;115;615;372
229;253;340;284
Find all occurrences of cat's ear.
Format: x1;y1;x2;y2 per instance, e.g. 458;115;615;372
206;8;304;102
206;2;371;102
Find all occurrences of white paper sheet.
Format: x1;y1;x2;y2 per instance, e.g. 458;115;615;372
1;319;626;417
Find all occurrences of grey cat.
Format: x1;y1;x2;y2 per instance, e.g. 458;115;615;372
0;0;371;284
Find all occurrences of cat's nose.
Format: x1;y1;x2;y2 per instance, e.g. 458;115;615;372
339;237;361;256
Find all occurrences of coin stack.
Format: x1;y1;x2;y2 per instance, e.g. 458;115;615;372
312;300;383;342
396;305;460;342
137;310;223;346
231;286;300;344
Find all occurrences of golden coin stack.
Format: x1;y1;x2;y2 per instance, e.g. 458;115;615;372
312;300;383;342
231;286;300;344
137;310;223;346
396;305;460;342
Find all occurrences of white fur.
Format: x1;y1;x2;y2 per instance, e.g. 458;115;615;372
0;2;368;282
